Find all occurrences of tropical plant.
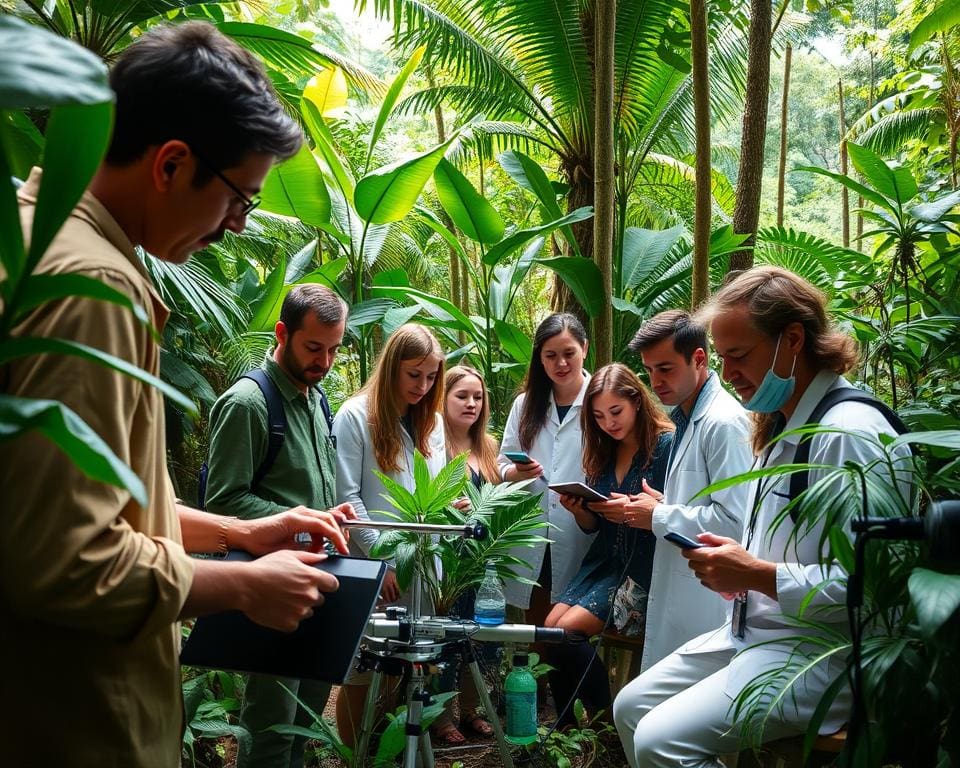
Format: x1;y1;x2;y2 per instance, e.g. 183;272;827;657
0;16;194;503
181;669;251;767
368;452;549;616
796;140;960;409
270;682;456;768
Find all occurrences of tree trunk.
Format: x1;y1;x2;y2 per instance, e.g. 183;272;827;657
728;0;772;273
690;0;712;308
776;44;792;227
427;66;465;330
839;78;850;249
593;0;615;366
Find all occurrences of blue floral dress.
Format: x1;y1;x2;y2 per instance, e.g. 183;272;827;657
557;432;672;624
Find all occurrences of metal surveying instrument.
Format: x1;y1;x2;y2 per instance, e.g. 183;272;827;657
340;519;567;768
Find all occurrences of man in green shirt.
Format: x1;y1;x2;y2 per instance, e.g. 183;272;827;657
205;283;352;768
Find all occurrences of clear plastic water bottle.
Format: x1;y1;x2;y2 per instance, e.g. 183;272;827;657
505;652;538;745
473;561;506;626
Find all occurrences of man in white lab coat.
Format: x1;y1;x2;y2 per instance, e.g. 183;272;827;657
612;267;912;768
625;310;752;671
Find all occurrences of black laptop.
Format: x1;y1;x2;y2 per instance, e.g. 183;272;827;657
181;552;386;684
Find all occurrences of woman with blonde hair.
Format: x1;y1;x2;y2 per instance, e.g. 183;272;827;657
332;323;446;744
549;363;673;725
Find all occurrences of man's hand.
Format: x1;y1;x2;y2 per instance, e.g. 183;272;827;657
237;550;339;632
682;533;778;599
234;504;356;556
379;569;400;603
587;492;655;529
504;458;543;482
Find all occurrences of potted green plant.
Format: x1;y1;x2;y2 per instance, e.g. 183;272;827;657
368;452;550;616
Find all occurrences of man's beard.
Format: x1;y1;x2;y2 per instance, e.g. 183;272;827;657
282;344;327;387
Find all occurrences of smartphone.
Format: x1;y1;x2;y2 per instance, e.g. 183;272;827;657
663;531;705;550
548;481;609;503
503;450;534;464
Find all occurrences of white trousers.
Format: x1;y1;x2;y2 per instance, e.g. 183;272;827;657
612;647;807;768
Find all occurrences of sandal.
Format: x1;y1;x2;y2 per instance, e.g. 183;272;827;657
460;715;494;738
432;723;467;746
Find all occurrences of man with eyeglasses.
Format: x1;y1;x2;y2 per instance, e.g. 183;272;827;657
1;22;353;768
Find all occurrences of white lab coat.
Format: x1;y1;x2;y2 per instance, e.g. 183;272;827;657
641;374;753;671
614;372;914;765
332;394;446;557
669;372;910;729
497;374;594;608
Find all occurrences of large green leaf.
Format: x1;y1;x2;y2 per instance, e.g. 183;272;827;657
846;142;917;207
498;150;564;221
1;109;43;179
795;165;893;215
0;120;25;294
534;256;604;318
259;145;331;228
354;141;452;225
0;394;147;506
909;568;960;638
433;158;504;244
0;336;196;413
366;46;425;171
495;319;533;364
910;190;960;224
0;17;113;108
621;225;685;291
27;102;114;278
909;0;960;55
482;208;594;267
217;22;384;97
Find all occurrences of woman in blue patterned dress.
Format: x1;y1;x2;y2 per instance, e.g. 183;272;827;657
546;363;674;724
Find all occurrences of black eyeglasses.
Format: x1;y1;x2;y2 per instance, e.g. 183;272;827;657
192;149;261;216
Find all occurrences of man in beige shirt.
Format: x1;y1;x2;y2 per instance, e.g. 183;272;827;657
0;22;352;768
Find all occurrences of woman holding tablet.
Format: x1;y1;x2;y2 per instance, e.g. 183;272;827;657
498;312;594;626
548;363;673;723
332;323;446;744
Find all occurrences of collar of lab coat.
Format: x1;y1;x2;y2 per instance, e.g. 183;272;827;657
546;371;591;427
668;372;723;467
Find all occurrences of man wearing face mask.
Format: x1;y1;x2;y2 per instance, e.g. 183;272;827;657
613;267;912;768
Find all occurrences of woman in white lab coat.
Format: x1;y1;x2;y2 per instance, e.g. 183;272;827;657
332;323;446;745
498;312;594;626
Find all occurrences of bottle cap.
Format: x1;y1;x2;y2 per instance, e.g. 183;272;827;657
512;653;529;667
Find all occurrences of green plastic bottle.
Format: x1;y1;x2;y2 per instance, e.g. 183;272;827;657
505;652;538;745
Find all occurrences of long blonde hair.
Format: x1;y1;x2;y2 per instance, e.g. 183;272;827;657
697;266;859;454
363;324;445;473
443;365;500;484
581;363;674;480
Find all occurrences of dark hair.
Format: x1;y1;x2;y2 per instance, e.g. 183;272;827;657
630;309;708;362
697;265;859;453
581;364;674;479
518;313;588;451
279;284;348;333
106;22;302;179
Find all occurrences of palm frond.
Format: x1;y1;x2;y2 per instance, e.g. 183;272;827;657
857;108;943;157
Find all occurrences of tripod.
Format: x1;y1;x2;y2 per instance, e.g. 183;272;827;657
354;615;517;768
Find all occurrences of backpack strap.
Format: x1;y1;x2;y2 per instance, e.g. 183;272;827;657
787;388;908;521
241;368;287;495
317;385;335;447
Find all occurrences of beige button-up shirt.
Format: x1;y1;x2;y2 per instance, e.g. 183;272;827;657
0;169;196;767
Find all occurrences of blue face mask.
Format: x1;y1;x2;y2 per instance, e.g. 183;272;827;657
744;333;797;413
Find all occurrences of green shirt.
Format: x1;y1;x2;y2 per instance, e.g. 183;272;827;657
205;353;337;519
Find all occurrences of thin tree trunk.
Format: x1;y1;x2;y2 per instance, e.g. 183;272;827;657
776;44;792;227
690;0;711;307
728;0;772;273
839;78;850;249
593;0;615;365
427;67;465;332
